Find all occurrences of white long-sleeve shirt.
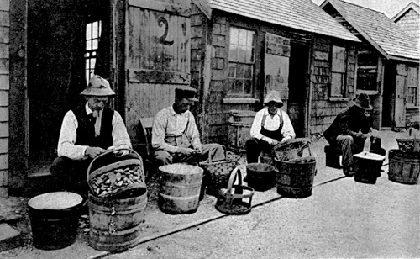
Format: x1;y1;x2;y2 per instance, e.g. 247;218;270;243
57;103;131;160
151;106;202;153
250;107;296;141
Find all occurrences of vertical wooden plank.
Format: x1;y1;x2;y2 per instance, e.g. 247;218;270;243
138;8;147;69
166;13;176;72
175;16;181;72
154;11;163;71
149;11;158;70
185;17;191;74
395;74;407;127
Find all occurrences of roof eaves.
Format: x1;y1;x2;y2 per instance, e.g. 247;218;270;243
328;0;390;59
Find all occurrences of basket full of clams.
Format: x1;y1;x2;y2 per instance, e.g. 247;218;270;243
87;149;146;198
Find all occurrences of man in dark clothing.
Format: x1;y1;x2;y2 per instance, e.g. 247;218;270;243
323;93;372;176
50;75;133;196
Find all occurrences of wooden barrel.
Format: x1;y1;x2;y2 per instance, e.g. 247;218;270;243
275;156;316;198
159;164;203;214
88;188;147;252
227;110;256;152
388;149;420;184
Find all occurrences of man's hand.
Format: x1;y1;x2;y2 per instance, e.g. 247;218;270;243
177;147;195;156
263;137;278;146
357;133;369;140
85;146;105;158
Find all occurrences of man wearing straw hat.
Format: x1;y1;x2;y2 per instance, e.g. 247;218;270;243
152;86;225;166
246;90;296;164
50;75;132;195
323;93;373;177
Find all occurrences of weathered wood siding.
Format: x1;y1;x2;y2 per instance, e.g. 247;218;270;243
190;3;209;140
309;37;357;135
0;0;8;188
126;0;191;142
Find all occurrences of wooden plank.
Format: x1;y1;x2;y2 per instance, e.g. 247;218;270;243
129;69;190;84
129;0;191;17
396;64;408;76
0;138;7;153
0;122;7;137
395;75;407;127
185;17;191;74
129;7;140;69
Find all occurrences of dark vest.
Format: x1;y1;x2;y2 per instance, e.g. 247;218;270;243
72;105;114;149
260;112;284;141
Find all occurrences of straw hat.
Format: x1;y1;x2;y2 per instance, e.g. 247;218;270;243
80;75;116;97
264;90;283;105
353;93;372;110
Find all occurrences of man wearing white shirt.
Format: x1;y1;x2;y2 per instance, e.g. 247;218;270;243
51;75;132;195
246;90;296;163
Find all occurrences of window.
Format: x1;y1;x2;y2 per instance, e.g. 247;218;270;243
357;50;378;91
85;20;102;82
407;66;419;107
330;45;347;98
228;27;256;96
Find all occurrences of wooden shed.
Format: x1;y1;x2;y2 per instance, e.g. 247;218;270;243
4;0;361;193
322;0;420;130
190;0;361;144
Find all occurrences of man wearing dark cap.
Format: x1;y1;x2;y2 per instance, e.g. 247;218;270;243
151;86;225;166
51;75;133;195
323;93;373;176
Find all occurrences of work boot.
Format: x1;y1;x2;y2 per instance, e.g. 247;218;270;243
343;166;355;177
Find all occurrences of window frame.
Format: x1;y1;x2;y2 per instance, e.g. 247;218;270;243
85;20;102;82
227;26;257;98
406;66;419;108
329;45;348;98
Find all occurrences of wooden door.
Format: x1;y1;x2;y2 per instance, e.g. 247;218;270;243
125;0;191;140
395;64;407;128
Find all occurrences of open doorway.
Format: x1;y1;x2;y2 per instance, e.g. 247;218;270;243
27;0;111;176
287;42;309;137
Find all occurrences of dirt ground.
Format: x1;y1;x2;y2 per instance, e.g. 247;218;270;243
0;129;419;259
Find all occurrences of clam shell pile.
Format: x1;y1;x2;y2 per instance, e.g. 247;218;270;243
90;166;145;197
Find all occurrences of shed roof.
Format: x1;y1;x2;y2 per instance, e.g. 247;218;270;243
205;0;360;42
322;0;419;61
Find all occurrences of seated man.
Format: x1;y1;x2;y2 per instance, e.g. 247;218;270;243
152;86;225;166
246;90;296;163
51;75;132;196
323;93;372;177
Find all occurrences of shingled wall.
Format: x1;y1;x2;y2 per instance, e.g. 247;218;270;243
309;37;357;136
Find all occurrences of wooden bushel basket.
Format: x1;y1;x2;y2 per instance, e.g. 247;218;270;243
275;156;317;198
388;149;420;184
158;164;203;214
216;167;254;215
87;149;146;198
86;149;147;252
274;138;313;162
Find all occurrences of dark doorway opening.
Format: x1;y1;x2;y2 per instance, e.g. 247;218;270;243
287;42;309;137
27;0;111;176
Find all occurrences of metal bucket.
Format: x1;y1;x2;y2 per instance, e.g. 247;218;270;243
28;192;83;250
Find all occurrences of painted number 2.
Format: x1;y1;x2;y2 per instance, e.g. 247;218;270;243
158;17;174;46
